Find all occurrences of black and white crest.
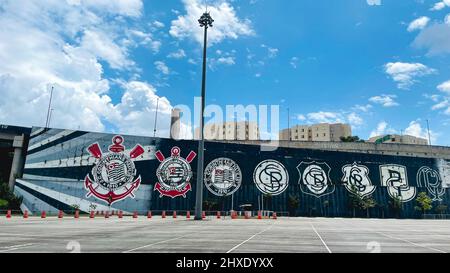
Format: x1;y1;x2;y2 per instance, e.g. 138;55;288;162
253;160;289;195
204;158;242;196
417;166;445;202
342;162;375;198
380;164;416;203
298;161;335;198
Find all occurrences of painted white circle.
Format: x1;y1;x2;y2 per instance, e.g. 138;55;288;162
204;158;242;196
253;160;289;195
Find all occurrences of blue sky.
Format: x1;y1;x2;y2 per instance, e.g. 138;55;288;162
0;0;450;145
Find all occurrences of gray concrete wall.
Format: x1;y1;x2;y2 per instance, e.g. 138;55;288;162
216;140;450;159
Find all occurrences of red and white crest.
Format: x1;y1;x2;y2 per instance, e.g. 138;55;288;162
154;147;197;198
85;135;144;205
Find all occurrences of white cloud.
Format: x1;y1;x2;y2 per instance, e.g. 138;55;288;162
369;94;399;107
81;29;134;70
367;0;381;6
261;44;279;58
290;57;299;69
413;23;450;56
170;0;255;45
438;80;450;94
0;0;193;139
306;112;345;124
352;104;373;112
154;61;170;75
431;0;450;11
167;49;186;59
407;16;430;32
384;62;436;89
369;121;396;138
153;20;165;28
404;120;436;143
347;112;364;127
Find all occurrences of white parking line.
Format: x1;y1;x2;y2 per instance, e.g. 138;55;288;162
123;235;188;253
310;223;332;253
227;224;274;253
376;231;446;253
0;243;36;253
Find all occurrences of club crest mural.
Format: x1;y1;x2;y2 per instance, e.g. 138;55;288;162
253;160;289;195
298;161;335;198
342;163;375;198
380;164;416;203
12;127;450;218
204;158;242;196
154;147;197;198
417;166;445;202
84;135;143;205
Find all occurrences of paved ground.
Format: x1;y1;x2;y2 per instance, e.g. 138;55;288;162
0;216;449;253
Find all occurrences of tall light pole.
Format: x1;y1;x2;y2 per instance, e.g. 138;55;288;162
153;97;160;138
45;86;54;128
195;11;214;220
426;119;432;146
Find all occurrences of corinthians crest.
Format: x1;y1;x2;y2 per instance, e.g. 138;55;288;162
85;135;144;205
417;166;445;201
297;161;335;198
342;163;375;198
154;147;197;198
204;158;242;196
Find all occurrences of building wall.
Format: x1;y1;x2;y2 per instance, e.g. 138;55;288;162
14;127;450;219
196;122;259;141
368;134;428;145
280;123;351;142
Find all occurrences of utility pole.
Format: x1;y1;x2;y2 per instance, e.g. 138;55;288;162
45;86;54;128
287;107;290;141
195;11;214;220
153;98;160;138
426;119;432;146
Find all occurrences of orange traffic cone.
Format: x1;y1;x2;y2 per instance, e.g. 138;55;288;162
202;211;206;219
6;210;11;219
245;211;250;219
118;211;123;219
58;210;63;219
41;211;46;218
147;211;152;219
186;211;191;219
105;211;109;218
162;211;166;218
133;211;138;218
74;210;79;219
272;212;277;220
23;210;28;219
257;211;262;220
173;211;177;218
231;211;236;219
90;211;95;218
217;211;221;219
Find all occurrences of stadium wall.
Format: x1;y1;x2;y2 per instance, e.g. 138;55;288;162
14;127;450;218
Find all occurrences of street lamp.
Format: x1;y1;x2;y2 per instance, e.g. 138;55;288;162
195;11;214;220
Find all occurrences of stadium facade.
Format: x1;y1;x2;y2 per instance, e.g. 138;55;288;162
4;126;450;218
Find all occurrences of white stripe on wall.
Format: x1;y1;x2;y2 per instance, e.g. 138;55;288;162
28;130;76;151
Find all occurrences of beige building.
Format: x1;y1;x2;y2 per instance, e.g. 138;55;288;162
195;121;260;141
279;123;352;142
368;134;428;145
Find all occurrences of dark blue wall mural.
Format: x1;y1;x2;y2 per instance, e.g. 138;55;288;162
14;127;450;218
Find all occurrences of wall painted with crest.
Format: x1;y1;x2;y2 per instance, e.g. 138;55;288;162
14;127;450;218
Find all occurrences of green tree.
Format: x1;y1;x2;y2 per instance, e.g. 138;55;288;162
340;136;365;143
414;192;433;216
0;182;22;210
287;194;299;217
348;185;363;217
389;195;403;218
361;197;377;218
